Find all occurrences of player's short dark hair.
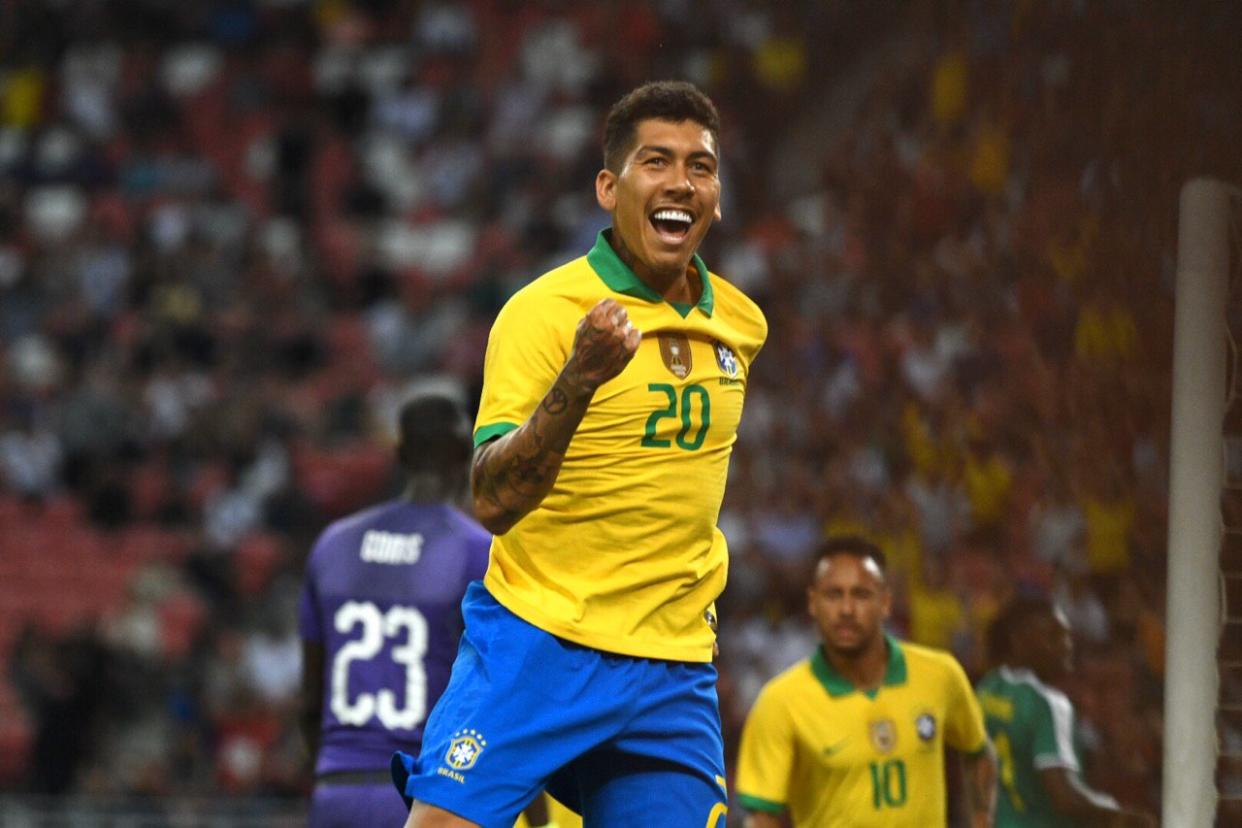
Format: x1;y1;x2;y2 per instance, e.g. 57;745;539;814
815;535;887;577
397;392;471;474
987;594;1057;664
603;81;721;173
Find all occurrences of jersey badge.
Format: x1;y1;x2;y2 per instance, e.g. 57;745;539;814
445;729;487;771
713;340;738;377
659;333;693;378
916;712;937;742
869;719;897;754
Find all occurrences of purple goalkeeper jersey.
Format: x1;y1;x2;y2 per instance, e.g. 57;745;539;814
298;499;490;775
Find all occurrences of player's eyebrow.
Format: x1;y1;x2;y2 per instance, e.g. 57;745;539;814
634;145;718;164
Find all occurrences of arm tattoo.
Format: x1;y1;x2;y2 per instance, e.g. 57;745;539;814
473;376;591;530
542;386;569;415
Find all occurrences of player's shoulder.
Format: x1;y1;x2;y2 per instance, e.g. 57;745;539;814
975;667;1006;693
317;499;396;538
707;269;767;332
498;256;596;318
899;639;970;682
993;665;1073;710
756;656;818;704
441;504;491;543
311;499;405;552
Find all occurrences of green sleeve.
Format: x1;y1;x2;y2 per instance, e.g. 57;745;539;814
1027;686;1080;772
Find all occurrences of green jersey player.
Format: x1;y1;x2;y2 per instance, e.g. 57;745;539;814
975;596;1154;827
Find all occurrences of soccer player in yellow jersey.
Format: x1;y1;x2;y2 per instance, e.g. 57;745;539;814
736;537;997;827
392;81;766;828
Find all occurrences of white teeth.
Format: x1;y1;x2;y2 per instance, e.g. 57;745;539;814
652;209;693;224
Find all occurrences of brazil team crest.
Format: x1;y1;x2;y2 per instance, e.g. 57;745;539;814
869;719;897;754
658;332;693;378
713;340;738;377
445;729;487;771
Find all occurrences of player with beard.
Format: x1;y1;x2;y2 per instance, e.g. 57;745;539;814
736;536;997;827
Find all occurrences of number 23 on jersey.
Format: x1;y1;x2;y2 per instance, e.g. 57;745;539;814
331;600;429;731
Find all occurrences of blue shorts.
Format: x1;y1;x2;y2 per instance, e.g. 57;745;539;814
391;582;728;828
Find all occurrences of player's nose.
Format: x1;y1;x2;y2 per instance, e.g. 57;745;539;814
664;167;695;195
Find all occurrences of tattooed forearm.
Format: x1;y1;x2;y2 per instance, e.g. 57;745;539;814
542;385;569;415
472;297;640;534
471;374;593;534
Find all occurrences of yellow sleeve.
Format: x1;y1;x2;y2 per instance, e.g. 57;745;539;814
475;288;573;445
944;656;989;753
735;683;794;815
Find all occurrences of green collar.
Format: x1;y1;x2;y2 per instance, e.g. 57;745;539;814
811;635;908;700
586;229;714;318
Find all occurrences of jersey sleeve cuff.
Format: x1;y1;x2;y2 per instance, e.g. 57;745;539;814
738;793;786;814
1033;754;1080;772
474;422;519;447
963;739;991;757
390;751;417;809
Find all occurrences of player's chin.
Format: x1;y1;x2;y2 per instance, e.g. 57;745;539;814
642;247;691;275
826;636;866;656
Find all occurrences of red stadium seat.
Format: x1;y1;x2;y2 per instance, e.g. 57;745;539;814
233;532;287;596
292;443;391;516
116;526;193;566
39;496;84;527
0;713;31;787
0;495;24;528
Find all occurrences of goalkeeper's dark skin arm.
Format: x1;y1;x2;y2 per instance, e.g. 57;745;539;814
1040;768;1155;827
472;298;640;535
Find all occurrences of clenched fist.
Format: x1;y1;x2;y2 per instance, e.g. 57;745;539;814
563;299;642;395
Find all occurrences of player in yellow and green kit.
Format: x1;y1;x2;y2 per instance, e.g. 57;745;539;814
976;596;1154;827
736;537;997;827
392;81;766;828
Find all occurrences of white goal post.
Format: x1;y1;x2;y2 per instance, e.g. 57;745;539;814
1163;177;1233;827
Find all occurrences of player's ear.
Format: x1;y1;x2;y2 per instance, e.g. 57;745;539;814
806;586;819;619
596;169;617;212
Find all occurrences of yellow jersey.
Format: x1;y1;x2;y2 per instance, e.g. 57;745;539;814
736;637;988;827
475;230;767;662
513;795;582;828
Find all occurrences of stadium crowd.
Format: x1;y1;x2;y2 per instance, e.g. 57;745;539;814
1;0;1239;821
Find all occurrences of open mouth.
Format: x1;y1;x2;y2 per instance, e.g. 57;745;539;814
649;208;694;243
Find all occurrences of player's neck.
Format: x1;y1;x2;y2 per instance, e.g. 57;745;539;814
403;473;463;504
824;636;889;692
1020;661;1065;686
607;229;700;305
